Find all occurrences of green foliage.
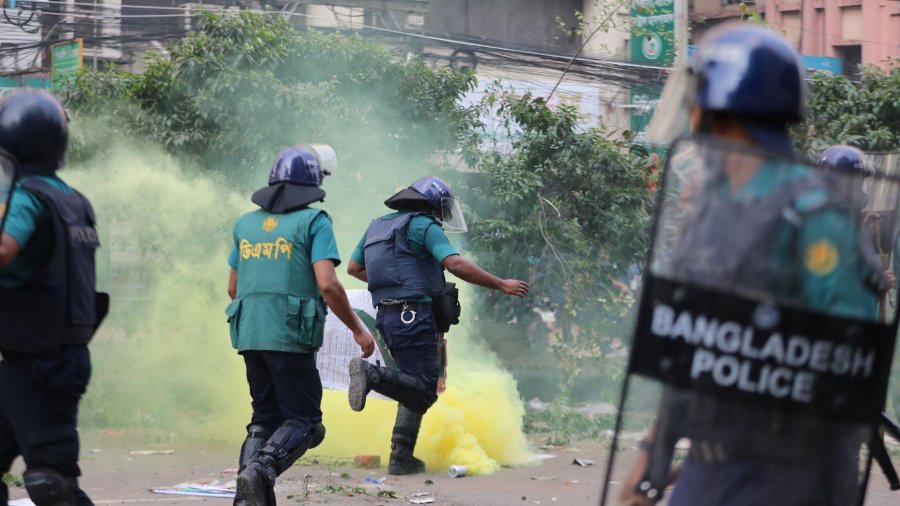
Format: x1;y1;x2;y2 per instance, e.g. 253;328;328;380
461;84;652;393
65;11;477;185
524;402;617;446
793;65;900;157
2;472;23;488
322;483;369;495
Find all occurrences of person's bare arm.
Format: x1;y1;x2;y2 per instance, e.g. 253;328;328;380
227;268;237;301
347;258;368;283
619;426;656;506
313;259;374;357
442;254;529;298
0;233;21;268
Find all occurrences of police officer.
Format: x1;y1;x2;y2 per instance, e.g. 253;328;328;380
227;146;375;505
0;91;106;506
619;25;880;506
345;176;528;475
817;144;895;300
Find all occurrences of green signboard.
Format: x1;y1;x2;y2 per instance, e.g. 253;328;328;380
630;0;675;65
630;0;674;140
52;38;83;90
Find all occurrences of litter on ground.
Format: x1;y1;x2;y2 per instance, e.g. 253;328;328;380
150;480;235;498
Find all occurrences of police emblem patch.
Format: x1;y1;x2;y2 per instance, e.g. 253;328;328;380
262;216;278;232
804;239;838;276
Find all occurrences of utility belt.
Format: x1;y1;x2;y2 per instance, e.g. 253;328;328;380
376;282;461;332
377;301;431;313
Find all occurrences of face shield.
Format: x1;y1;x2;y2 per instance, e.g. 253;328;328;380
0;149;18;236
307;144;337;178
645;63;697;145
437;196;467;234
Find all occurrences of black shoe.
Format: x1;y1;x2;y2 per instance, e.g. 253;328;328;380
388;451;426;475
235;462;274;506
348;357;371;412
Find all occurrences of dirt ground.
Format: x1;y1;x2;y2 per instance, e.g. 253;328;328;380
5;429;898;505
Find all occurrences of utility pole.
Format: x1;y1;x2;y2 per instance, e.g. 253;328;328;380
674;0;688;64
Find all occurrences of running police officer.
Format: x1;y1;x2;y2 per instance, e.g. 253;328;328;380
345;176;528;475
615;25;886;506
0;91;107;506
227;146;375;505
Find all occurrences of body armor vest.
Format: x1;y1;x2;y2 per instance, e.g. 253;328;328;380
363;213;446;305
0;179;101;353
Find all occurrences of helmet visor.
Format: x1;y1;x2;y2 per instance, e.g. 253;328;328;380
439;197;468;234
308;144;337;177
645;63;696;145
0;150;17;236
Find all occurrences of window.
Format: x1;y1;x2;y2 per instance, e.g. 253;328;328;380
834;45;862;80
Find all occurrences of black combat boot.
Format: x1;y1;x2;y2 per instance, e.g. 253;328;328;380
388;405;426;475
348;357;437;413
235;461;276;506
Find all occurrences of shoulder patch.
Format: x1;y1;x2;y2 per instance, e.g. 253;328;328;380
804;239;838;276
262;216;278;232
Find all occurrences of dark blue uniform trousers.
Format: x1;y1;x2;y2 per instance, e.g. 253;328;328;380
0;345;93;505
242;351;323;434
376;306;440;396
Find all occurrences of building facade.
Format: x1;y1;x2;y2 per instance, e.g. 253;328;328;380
690;0;900;72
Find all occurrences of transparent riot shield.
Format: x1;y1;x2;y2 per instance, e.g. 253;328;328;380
0;149;17;236
601;137;900;506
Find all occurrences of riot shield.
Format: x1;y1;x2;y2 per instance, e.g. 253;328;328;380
602;137;900;506
0;149;17;236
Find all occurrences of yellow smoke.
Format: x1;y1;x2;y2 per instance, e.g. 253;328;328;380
313;353;531;475
313;301;532;474
65;131;531;473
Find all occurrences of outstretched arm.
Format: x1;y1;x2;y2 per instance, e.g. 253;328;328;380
441;254;529;298
313;259;374;357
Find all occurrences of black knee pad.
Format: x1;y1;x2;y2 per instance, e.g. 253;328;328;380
258;420;327;477
24;468;78;506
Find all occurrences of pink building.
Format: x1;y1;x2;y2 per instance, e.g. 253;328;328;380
766;0;900;72
690;0;899;73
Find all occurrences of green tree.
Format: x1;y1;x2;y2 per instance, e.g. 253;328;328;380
65;11;477;186
459;86;653;395
793;64;900;157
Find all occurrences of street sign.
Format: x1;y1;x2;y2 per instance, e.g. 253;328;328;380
629;1;674;141
51;38;83;90
630;0;675;66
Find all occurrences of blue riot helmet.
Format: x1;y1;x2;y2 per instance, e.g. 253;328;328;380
385;176;468;233
0;90;68;175
818;145;870;175
251;145;337;213
692;25;805;124
646;23;806;152
818;145;872;212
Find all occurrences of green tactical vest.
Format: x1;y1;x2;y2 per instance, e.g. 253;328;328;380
226;207;328;353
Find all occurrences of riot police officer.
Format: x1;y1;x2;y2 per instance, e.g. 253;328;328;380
346;176;528;475
227;146;375;505
0;91;106;506
817;144;895;298
617;25;882;506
